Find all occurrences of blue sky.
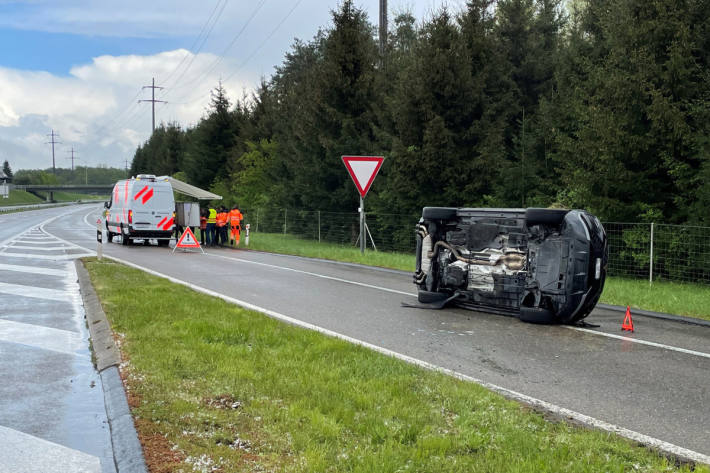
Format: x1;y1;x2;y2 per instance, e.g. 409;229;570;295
0;0;461;171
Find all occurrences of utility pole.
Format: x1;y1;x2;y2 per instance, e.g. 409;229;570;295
379;0;387;62
46;129;61;174
139;77;166;133
66;147;79;171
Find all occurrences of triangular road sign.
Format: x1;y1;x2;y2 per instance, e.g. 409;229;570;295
622;306;634;332
342;156;384;198
176;227;201;249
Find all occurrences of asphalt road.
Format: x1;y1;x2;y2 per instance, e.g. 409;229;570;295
24;205;710;462
0;205;113;473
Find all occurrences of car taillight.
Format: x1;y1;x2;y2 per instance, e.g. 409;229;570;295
128;210;133;224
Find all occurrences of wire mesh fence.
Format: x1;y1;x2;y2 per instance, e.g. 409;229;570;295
247;208;710;284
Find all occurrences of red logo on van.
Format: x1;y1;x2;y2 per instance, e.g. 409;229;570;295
133;186;154;204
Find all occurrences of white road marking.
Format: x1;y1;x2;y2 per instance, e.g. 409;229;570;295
0;281;77;302
0;319;85;355
0;263;68;277
0;425;101;473
0;252;95;261
4;245;76;251
93;253;710;466
206;252;417;297
566;326;710;359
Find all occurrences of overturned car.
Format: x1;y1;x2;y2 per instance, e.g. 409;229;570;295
414;207;608;324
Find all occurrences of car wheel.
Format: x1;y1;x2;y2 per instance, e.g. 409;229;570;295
107;232;114;243
519;306;556;324
121;234;129;246
422;207;457;220
158;239;169;247
418;290;449;304
525;208;569;226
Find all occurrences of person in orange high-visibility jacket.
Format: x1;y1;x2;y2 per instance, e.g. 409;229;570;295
216;207;229;246
228;205;243;246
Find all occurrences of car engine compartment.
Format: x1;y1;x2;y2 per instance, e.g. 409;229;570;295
414;208;608;324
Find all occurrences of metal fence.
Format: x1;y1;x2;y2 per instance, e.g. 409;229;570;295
248;208;710;285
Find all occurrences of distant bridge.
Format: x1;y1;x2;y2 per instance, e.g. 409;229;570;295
12;184;113;201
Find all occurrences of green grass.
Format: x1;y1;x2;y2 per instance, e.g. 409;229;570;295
600;278;710;321
0;190;44;206
85;258;707;473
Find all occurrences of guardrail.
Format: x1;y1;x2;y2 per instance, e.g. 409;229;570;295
249;208;710;285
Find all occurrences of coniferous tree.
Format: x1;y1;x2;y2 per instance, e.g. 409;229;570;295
2;160;12;181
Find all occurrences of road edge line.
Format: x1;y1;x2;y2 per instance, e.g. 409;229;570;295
75;260;148;473
596;303;710;327
96;254;710;468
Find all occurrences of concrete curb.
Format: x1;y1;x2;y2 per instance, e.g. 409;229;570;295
75;260;148;473
597;303;710;327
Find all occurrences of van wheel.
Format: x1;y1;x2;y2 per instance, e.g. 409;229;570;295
121;235;130;246
158;239;169;247
107;232;114;243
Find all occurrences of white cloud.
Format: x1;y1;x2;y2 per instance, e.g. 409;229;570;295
0;50;250;170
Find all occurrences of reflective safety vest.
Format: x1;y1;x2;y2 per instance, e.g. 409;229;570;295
207;208;217;224
216;211;228;227
229;209;243;227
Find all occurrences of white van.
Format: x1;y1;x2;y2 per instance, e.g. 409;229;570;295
104;174;175;246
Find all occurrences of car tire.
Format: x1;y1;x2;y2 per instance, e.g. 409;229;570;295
418;290;449;304
525;208;569;226
107;232;114;243
121;234;129;246
519;306;556;324
422;207;457;220
158;239;169;247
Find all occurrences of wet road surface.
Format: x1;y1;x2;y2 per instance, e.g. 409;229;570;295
0;206;114;473
42;205;710;461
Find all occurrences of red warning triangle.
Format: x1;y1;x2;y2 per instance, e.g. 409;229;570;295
622;306;634;332
342;156;384;198
176;227;201;248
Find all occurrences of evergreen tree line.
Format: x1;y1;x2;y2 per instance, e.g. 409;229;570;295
130;0;710;226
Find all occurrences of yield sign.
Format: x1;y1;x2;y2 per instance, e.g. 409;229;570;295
175;227;201;248
342;156;384;198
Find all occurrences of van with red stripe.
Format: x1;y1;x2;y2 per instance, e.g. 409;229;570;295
104;174;175;246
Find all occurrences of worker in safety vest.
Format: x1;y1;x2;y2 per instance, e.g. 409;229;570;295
199;208;207;246
206;206;217;246
216;207;229;246
228;205;243;247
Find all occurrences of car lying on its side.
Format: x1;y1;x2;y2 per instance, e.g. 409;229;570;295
414;207;608;324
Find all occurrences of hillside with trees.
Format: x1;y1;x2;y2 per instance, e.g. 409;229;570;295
129;0;710;225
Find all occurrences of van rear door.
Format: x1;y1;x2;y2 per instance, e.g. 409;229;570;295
131;183;174;232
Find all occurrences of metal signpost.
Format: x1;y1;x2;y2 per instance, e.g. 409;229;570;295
342;156;385;253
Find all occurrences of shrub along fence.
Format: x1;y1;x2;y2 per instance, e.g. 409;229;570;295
246;208;710;285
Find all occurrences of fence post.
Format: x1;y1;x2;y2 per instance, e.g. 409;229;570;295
318;211;321;243
284;209;287;234
649;222;654;285
256;209;259;233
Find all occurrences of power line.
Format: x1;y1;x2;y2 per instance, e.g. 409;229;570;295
173;0;302;107
139;78;167;133
66;147;79;171
163;0;268;101
159;0;230;94
45;129;61;174
159;0;227;89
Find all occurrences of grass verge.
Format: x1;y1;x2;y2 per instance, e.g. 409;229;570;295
600;278;710;321
85;258;707;473
0;190;44;206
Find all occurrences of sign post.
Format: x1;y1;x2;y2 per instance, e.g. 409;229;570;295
96;218;103;260
342;156;384;253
